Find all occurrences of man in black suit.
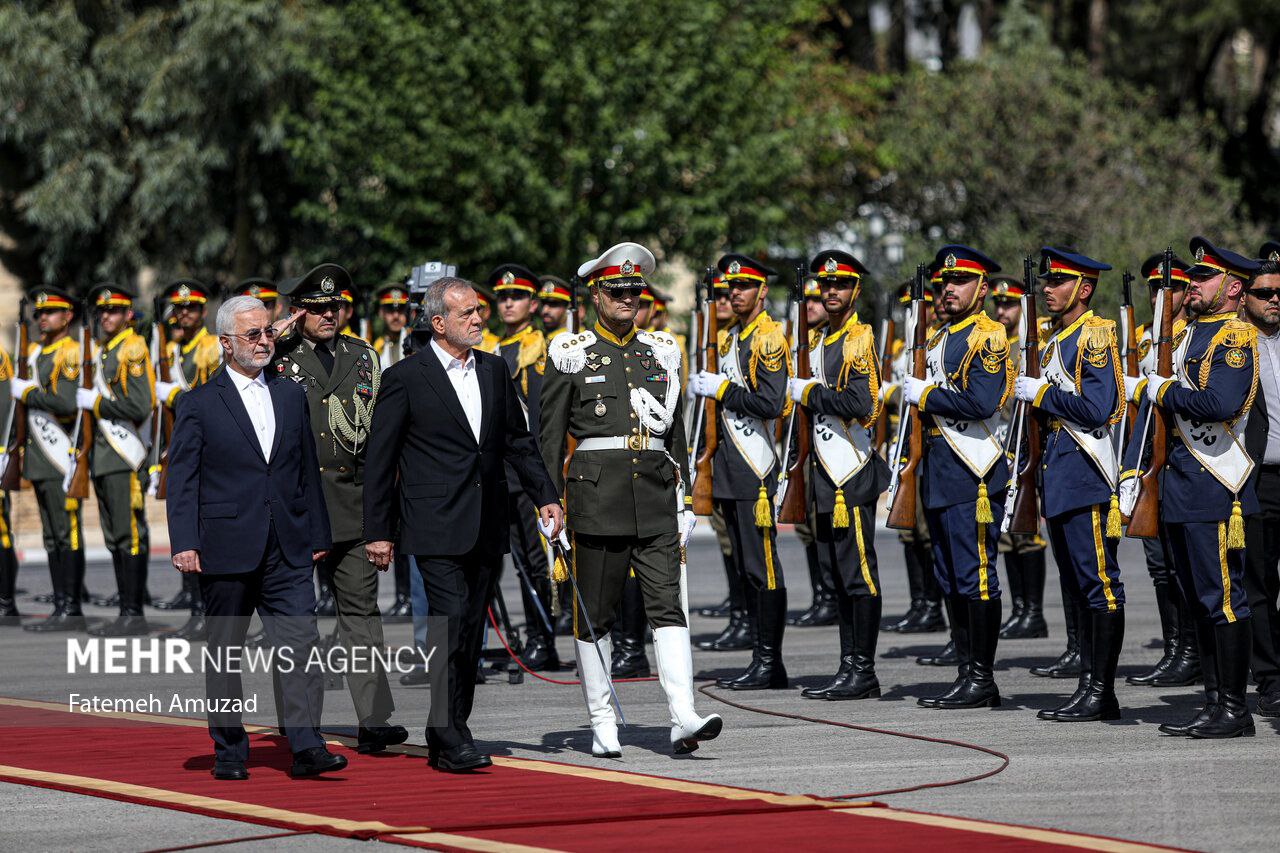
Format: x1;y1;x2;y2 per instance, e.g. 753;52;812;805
364;276;562;773
166;295;346;781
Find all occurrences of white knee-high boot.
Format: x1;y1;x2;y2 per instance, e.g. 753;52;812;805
575;637;622;758
653;625;723;754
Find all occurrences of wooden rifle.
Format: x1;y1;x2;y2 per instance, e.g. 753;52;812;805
691;267;718;515
1126;247;1173;538
1118;271;1139;445
1;297;30;491
777;263;811;524
886;264;927;529
148;297;174;499
65;304;94;501
1007;256;1042;534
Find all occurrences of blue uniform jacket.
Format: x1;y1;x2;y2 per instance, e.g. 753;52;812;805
917;312;1011;510
1122;313;1259;523
1031;311;1123;518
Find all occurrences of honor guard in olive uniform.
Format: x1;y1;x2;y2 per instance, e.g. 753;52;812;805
541;241;721;757
473;286;501;353
1121;237;1261;739
370;282;414;623
539;276;575;340
11;287;87;631
1012;248;1126;721
900;245;1011;709
1122;254;1200;688
789;250;890;699
229;277;284;322
988;276;1051;642
0;344;21;625
273;264;406;752
690;253;792;690
79;283;155;637
151;279;221;639
885;281;949;641
490;263;559;670
790;274;839;629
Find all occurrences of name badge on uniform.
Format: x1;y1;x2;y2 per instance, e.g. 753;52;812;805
585;375;606;384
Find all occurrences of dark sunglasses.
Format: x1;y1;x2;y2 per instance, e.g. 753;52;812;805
1248;287;1280;301
604;287;645;299
225;327;278;343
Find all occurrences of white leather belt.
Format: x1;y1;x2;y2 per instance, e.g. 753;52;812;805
576;435;660;452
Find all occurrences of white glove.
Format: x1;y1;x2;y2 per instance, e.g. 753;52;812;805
680;510;698;548
9;377;35;400
1147;374;1173;404
901;376;928;406
787;377;817;403
1122;375;1143;404
155;380;178;403
1118;477;1138;517
536;516;571;551
76;388;99;411
1014;376;1049;404
690;371;726;398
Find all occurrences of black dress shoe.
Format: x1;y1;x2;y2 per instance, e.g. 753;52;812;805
89;612;150;637
358;724;410;754
1258;692;1280;718
211;761;248;781
900;599;947;634
153;588;192;611
400;667;430;686
1030;647;1081;678
519;635;561;672
916;640;959;666
289;747;348;777
431;743;491;772
381;596;413;624
162;612;207;642
697;613;751;651
696;597;732;618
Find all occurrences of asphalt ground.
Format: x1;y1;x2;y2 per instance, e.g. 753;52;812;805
1;527;1276;852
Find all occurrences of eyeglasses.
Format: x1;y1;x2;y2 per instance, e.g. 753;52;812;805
1248;288;1280;302
604;287;645;299
226;327;278;343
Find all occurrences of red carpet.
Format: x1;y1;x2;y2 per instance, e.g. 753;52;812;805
0;698;1180;851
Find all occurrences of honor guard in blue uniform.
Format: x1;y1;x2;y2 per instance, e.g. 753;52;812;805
1121;237;1260;739
690;253;791;690
788;250;890;700
900;245;1011;709
1013;248;1126;721
489;263;558;670
1123;254;1202;688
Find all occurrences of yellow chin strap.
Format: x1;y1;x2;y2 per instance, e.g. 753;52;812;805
959;274;987;315
1206;272;1228;314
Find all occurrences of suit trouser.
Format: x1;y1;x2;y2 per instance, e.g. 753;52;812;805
1245;467;1280;695
319;538;395;726
200;523;324;762
415;547;501;751
571;531;685;641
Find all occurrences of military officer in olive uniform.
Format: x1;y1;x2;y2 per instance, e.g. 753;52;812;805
76;283;155;637
789;250;890;700
489;263;558;670
0;343;22;625
689;253;791;691
540;241;721;758
11;287;86;631
151;278;222;640
272;263;406;753
900;245;1011;709
538;276;576;340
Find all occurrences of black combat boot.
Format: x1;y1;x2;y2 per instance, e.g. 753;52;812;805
905;546;947;633
1031;576;1082;678
92;552;149;637
697;551;739;618
698;606;752;651
918;597;972;706
1006;550;1048;639
1039;606;1093;720
521;575;561;672
1052;609;1123;722
716;588;761;687
608;578;648;678
998;550;1025;638
1151;594;1202;686
791;543;836;627
315;563;336;617
153;572;194;611
1160;621;1219;736
801;605;853;699
1128;578;1177;685
25;550;64;631
29;550;85;632
164;578;207;641
1186;620;1255;739
0;546;21;626
886;542;926;632
727;588;788;690
825;595;881;700
931;598;1001;708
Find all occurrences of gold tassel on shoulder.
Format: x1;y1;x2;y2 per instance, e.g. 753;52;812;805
833;488;850;529
1106;493;1122;539
754;484;772;528
1228;499;1246;550
976;481;993;524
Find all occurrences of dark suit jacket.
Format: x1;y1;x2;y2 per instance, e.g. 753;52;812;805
1245;378;1270;467
362;342;558;557
166;368;332;573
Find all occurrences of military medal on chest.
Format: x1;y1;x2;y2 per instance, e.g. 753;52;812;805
594;399;607;417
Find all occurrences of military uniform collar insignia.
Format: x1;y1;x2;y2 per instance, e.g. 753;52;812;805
592;321;636;348
738;311;767;340
946;312;980;334
500;325;534;346
105;328;132;352
180;326;210;355
1050;310;1093;345
1195;311;1236;325
823;311;861;345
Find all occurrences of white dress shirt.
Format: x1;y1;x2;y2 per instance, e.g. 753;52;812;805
228;367;276;461
1257;327;1280;465
431;338;482;442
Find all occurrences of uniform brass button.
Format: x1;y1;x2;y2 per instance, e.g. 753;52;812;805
625;367;631;372
338;466;348;474
630;412;637;419
322;397;329;405
320;431;327;438
633;473;638;479
578;475;584;480
632;458;638;463
319;466;327;472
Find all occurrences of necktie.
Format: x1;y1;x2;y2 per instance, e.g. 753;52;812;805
315;341;334;375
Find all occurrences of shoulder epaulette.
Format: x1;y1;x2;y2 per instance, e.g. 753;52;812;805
121;332;149;363
1215;319;1257;350
966;313;1008;354
193;333;221;373
841;323;876;374
716;327;730;356
638;329;683;375
0;348;11;382
50;339;81;390
1080;316;1116;353
517;329;545;371
807;327;823;350
548;330;596;374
